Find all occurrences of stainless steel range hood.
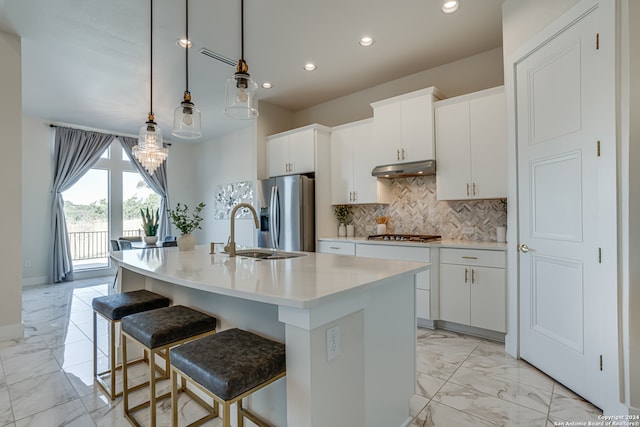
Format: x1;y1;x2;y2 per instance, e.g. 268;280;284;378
371;160;436;178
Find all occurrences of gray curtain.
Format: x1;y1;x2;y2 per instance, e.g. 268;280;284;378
119;136;171;239
51;127;115;283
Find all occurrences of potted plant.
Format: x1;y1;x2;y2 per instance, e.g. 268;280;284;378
334;205;351;237
168;202;206;251
140;207;160;245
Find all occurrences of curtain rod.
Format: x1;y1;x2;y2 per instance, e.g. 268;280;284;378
48;123;171;146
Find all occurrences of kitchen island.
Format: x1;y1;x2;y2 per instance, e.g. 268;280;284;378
111;245;428;427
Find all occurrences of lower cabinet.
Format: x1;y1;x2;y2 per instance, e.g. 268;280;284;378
355;244;434;323
439;248;506;333
318;240;356;256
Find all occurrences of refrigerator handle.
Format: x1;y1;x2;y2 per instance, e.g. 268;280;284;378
270;185;280;249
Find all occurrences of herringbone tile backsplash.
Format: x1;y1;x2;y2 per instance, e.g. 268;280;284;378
340;176;507;242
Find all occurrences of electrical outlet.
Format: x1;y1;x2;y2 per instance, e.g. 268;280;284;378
462;227;475;235
326;325;341;362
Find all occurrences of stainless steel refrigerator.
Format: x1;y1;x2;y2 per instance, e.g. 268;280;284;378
256;175;315;252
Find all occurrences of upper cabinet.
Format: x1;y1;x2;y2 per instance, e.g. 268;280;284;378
330;119;390;205
370;87;443;166
435;86;507;200
267;125;331;177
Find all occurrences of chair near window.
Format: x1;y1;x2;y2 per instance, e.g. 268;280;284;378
162;235;177;247
118;240;133;250
110;240;120;252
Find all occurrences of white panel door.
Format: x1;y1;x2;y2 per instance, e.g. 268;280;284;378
516;6;604;407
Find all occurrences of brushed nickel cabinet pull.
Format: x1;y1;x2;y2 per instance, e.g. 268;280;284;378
464;268;468;283
462;256;478;260
471;269;475;284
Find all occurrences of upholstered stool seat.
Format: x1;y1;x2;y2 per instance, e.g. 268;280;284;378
121;305;217;427
170;328;286;427
92;290;170;400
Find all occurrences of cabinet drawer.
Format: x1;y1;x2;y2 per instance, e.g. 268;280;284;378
318;241;356;256
356;243;430;262
440;248;505;268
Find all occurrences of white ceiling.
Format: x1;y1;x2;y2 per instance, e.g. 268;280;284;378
0;0;503;143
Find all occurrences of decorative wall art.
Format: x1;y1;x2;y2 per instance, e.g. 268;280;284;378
214;181;254;219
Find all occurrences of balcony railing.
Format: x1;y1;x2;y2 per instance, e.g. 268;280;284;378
68;229;141;262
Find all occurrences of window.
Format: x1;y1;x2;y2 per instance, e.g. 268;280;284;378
62;139;160;271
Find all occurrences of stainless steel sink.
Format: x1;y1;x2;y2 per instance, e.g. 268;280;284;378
234;249;306;260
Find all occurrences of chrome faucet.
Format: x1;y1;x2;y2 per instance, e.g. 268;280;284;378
224;203;259;257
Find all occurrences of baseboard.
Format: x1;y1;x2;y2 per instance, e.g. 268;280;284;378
436;320;506;343
0;322;24;342
23;275;48;286
417;318;436;329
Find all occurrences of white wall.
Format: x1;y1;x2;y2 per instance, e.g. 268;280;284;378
22;117;54;285
292;47;504;128
0;30;24;340
194;125;260;249
501;0;580;58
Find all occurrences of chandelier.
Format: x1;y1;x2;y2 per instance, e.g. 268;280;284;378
134;0;168;175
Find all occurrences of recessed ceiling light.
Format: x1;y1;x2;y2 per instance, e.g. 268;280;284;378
304;63;317;71
359;36;374;47
262;82;273;89
442;0;459;13
176;38;192;48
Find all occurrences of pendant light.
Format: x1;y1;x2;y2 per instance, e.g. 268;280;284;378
224;0;259;119
134;0;168;175
172;0;202;139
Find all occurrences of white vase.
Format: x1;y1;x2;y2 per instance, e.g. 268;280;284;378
144;235;158;246
346;224;355;237
338;223;346;237
177;233;195;251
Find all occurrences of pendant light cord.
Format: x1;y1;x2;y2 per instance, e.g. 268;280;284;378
185;0;189;92
149;0;154;117
240;0;244;61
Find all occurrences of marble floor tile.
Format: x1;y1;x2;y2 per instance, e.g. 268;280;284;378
8;370;79;420
14;398;96;427
549;384;602;422
52;338;103;369
410;400;497;427
416;371;447;401
0;385;14;426
433;382;549;426
449;366;553;414
2;348;61;386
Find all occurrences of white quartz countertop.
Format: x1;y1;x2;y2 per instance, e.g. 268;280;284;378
318;237;508;251
111;245;427;309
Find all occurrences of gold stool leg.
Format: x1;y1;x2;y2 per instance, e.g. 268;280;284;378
171;368;178;427
237;399;244;427
109;319;116;399
223;401;231;427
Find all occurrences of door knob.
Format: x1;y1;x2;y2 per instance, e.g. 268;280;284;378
519;244;529;253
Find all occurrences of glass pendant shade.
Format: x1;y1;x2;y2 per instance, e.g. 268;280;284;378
224;71;259;119
172;92;202;139
134;117;168;175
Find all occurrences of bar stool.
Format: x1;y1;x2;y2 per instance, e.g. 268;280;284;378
121;305;217;427
92;290;171;400
169;328;286;427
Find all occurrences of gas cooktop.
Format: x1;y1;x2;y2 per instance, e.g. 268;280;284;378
367;234;441;242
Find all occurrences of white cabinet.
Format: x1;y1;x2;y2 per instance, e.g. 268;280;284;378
318;240;356;256
439;248;506;332
267;125;330;177
370;87;442;166
355;243;434;322
330;119;390;204
435;86;507;200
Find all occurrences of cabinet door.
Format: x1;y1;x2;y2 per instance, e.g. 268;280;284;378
288;128;315;174
435;102;472;200
470;266;506;332
267;135;289;177
416;288;430;320
401;95;434;162
352;122;386;204
439;263;471;325
469;92;507;199
372;102;402;165
330;127;354;204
